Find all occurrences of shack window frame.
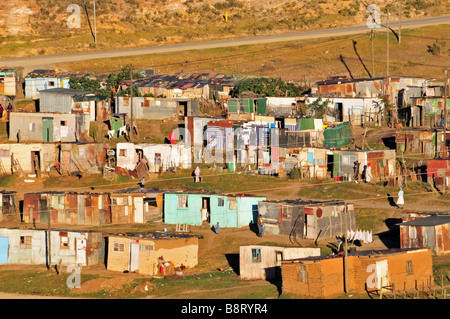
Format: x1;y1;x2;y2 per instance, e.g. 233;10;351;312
217;197;225;207
113;242;125;253
60;233;69;249
119;149;127;157
140;244;154;251
406;260;414;275
20;236;32;249
177;195;188;209
298;265;307;283
251;248;261;263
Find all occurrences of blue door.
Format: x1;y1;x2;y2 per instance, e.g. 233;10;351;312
0;237;8;264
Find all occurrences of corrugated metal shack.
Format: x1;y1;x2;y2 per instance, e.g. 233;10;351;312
164;191;266;228
115;96;199;120
24;69;71;99
408;96;450;128
110;188;164;224
184;116;224;162
107;232;201;275
258;199;355;241
239;245;320;280
59;142;110;176
281;248;433;297
399;212;450;255
302;96;384;125
311;76;431;106
39;88;111;122
426;158;450;187
0;67;23;97
0;191;17;218
396;128;444;157
134;72;250;101
9;112;90;143
22;191;111;226
278;147;328;178
331;149;396;181
115;142;191;174
0;143;58;176
0;227;105;266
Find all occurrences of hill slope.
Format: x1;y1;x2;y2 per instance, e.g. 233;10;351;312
1;0;449;58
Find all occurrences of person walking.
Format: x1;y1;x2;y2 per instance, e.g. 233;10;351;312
396;187;404;209
257;214;265;237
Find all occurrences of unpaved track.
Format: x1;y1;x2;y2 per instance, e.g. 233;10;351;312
0;15;449;72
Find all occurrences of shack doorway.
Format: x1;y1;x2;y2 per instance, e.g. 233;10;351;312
31;151;41;176
327;154;334;178
129;241;140;272
201;197;210;223
178;101;188;118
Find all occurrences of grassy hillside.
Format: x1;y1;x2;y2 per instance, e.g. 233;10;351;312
0;0;449;59
55;23;450;84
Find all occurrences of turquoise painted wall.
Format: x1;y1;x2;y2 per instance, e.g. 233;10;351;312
163;194;266;228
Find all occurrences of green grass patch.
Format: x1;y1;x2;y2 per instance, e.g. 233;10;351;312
354;208;390;232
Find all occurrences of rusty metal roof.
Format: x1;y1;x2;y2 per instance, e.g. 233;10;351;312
399;215;450;227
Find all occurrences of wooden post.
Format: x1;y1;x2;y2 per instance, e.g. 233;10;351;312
129;64;134;141
371;29;375;78
47;210;51;270
343;202;349;293
393;280;396;299
444;69;448;194
386;9;390;77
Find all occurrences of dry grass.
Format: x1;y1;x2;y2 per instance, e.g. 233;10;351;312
54;24;450;85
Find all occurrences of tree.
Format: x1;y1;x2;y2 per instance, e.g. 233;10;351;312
105;65;143;98
309;97;331;119
230;77;306;98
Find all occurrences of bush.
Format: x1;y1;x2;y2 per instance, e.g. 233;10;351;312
289;166;301;180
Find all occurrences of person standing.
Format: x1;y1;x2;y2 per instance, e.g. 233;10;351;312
194;166;201;183
365;162;373;183
215;222;220;234
257;214;265;237
396;187;404;209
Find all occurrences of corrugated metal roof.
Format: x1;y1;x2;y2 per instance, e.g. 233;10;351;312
40;88;93;96
400;215;450;227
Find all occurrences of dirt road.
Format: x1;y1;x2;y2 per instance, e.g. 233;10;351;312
0;15;449;73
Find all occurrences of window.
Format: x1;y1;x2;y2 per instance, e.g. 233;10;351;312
48;81;55;87
178;195;188;208
29;123;35;132
113;242;125;252
217;197;224;207
298;265;307;282
251;248;261;263
60;120;67;126
406;260;414;275
140;244;154;251
20;236;32;249
119;149;127;157
60;232;69;249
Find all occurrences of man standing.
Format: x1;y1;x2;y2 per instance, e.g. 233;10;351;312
257;214;265;237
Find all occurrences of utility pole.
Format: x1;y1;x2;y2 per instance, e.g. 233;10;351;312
343;202;349;293
93;0;97;45
444;69;448;193
386;9;390;77
398;0;402;44
371;29;375;78
130;64;134;141
47;209;51;270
